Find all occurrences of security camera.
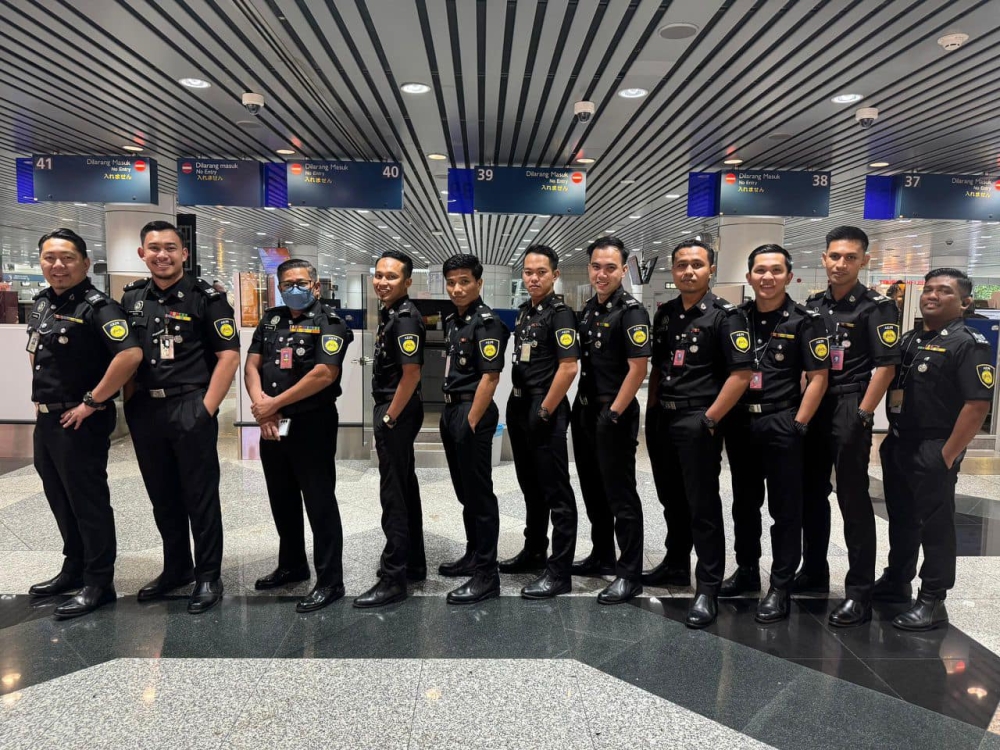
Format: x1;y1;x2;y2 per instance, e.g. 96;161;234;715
574;100;596;123
945;238;954;246
855;107;878;129
242;92;265;116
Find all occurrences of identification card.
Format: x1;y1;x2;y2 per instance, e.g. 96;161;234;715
26;331;39;353
888;389;904;413
672;349;686;367
278;418;291;437
750;371;763;390
159;336;175;360
279;347;293;369
830;346;845;371
444;354;451;379
520;342;532;362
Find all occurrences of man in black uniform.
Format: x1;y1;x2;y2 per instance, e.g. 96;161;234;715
720;245;830;623
800;226;899;627
878;269;994;630
500;245;580;598
571;237;650;605
355;250;427;608
438;254;509;605
122;221;240;615
643;240;752;627
26;229;142;619
245;258;354;612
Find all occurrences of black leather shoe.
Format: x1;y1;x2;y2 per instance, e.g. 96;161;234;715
570;552;616;577
296;584;346;613
719;566;761;598
447;572;501;605
685;593;718;629
376;565;427;582
872;574;913;604
892;590;948;631
29;571;84;597
754;587;790;624
137;571;195;602
254;566;311;590
640;558;690;587
828;598;871;628
354;579;407;608
597;577;642;605
791;570;830;595
438;551;476;578
499;547;547;574
187;580;223;614
53;585;116;620
521;571;572;600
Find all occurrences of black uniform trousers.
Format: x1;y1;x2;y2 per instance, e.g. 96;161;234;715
374;396;426;583
33;406;117;586
571;398;643;580
259;407;344;587
506;395;577;578
646;404;693;570
125;390;224;582
725;407;803;590
440;400;500;574
802;390;876;601
879;433;961;598
654;408;725;595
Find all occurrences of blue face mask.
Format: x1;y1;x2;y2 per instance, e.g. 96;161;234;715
282;286;314;311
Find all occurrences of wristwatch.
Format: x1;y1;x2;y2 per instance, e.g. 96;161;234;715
857;408;874;428
793;420;809;436
537;406;551;423
701;414;718;431
382;413;397;429
608;409;621;424
82;391;99;408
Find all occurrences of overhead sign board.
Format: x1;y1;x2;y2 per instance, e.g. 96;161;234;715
718;170;831;217
31;155;158;203
177;159;263;206
285;161;403;210
455;166;587;215
895;173;1000;221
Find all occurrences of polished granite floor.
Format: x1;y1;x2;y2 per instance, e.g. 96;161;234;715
2;410;1000;749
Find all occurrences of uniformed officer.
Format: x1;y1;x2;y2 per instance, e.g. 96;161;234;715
122;220;240;615
571;237;650;605
800;226;900;628
500;245;580;599
644;240;752;627
878;269;994;630
720;245;830;623
245;259;353;612
438;254;510;605
354;250;427;608
26;229;142;619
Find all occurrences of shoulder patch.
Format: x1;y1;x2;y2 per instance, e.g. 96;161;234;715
214;318;236;340
321;334;344;355
967;328;989;345
551;299;567;310
795;303;821;318
713;297;737;311
623;297;640;309
84;290;108;308
977;364;995;389
479;338;500;361
398;333;419;356
194;278;221;298
102;319;129;341
809;337;830;361
627;324;649;346
877;323;899;347
123;278;149;292
556;328;576;350
730;330;751;353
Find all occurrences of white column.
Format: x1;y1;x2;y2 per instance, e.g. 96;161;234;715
480;264;512;308
716;216;785;284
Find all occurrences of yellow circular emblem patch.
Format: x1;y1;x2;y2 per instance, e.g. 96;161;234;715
815;343;828;357
633;330;647;344
484;344;497;358
109;324;126;339
402;340;417;353
883;329;897;344
559;333;573;346
735;335;749;351
985;370;995;386
220;323;234;337
324;339;339;354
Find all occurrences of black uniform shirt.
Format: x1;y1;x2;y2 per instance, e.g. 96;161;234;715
806;281;901;388
888;317;995;434
121;273;240;390
511;293;580;390
652;291;752;401
738;295;831;404
373;295;425;397
578;287;651;399
443;297;509;394
248;298;354;410
27;278;140;403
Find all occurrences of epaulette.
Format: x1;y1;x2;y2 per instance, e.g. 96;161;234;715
478;308;495;321
193;278;221;299
551;298;567;310
713;297;738;312
866;288;893;304
31;289;48;302
83;289;109;308
967;327;990;346
320;302;342;322
623;296;640;309
444;311;456;322
795;302;822;318
805;291;823;304
122;278;149;292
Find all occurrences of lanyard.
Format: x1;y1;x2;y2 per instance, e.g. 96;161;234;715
748;309;772;371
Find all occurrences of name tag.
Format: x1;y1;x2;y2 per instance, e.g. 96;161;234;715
520;343;532;362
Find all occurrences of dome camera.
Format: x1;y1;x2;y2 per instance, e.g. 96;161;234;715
574;100;596;123
242;92;265;116
855;107;878;129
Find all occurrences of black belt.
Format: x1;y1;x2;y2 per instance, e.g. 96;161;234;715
658;396;714;411
139;384;204;399
36;401;80;414
577;394;614;406
443;392;476;404
827;382;868;396
740;398;799;415
374;394;394;405
512;387;548;398
890;427;952;440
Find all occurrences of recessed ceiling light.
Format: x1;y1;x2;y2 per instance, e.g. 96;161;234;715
529;229;539;232
73;202;87;207
575;157;596;164
831;93;863;104
620;179;636;185
659;22;699;39
440;190;448;195
869;161;890;167
357;209;370;214
723;158;743;165
912;244;923;248
255;232;266;236
224;239;233;243
377;224;388;229
427;153;447;160
629;214;642;219
653;241;662;245
123;145;143;152
401;82;431;94
618;87;648;99
665;194;681;199
299;222;309;227
402;244;412;248
276;149;295;155
178;77;211;89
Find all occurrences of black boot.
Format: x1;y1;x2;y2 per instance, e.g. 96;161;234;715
872;573;913;603
521;571;571;600
187;580;223;614
754;587;790;624
892;590;948;631
596;577;642;605
719;566;761;598
498;547;547;574
29;570;84;597
570;552;616;577
438;550;476;578
640;558;690;587
354;578;407;609
828;598;871;628
53;585;116;620
254;566;311;590
685;593;718;629
447;571;501;605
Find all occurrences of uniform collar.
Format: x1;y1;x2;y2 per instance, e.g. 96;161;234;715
597;286;625;309
526;291;558;312
925;317;964;338
682;290;713;314
42;277;92;304
749;293;793;317
150;272;194;302
459;297;484;319
290;297;320;320
381;294;410;319
824;281;865;306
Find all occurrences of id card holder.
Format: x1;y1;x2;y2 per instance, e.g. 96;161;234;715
159;335;175;360
279;347;293;370
830;346;845;371
672;349;686;367
26;331;39;354
750;371;763;390
888;389;904;413
520;342;532;362
278;418;291;437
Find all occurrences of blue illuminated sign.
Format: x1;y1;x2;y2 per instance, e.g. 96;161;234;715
285;161;403;209
450;167;586;215
31;155;158;203
719;170;830;217
896;173;1000;221
177;159;263;206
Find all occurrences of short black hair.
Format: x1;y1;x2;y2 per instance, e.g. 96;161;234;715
38;228;87;258
140;220;183;246
443;253;483;280
587;236;628;264
523;244;559;270
747;243;792;273
825;225;869;253
671;239;716;265
378;249;413;279
276;258;317;281
925;267;973;299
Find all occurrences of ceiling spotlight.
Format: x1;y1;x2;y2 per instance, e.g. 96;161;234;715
659;22;699;39
178;77;211;89
620;179;636;185
629;214;642;219
831;93;863;104
255;232;266;236
440;190;448;195
357;209;370;214
723;158;743;165
401;82;431;94
869;161;890;167
123;145;143;152
276;149;295;155
427;153;447;160
575;157;596;164
618;87;648;99
665;194;681;199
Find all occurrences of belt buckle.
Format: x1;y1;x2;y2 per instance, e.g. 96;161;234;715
513;388;522;397
663;401;677;410
38;404;49;414
748;404;762;414
579;395;589;406
444;393;452;404
150;389;166;398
